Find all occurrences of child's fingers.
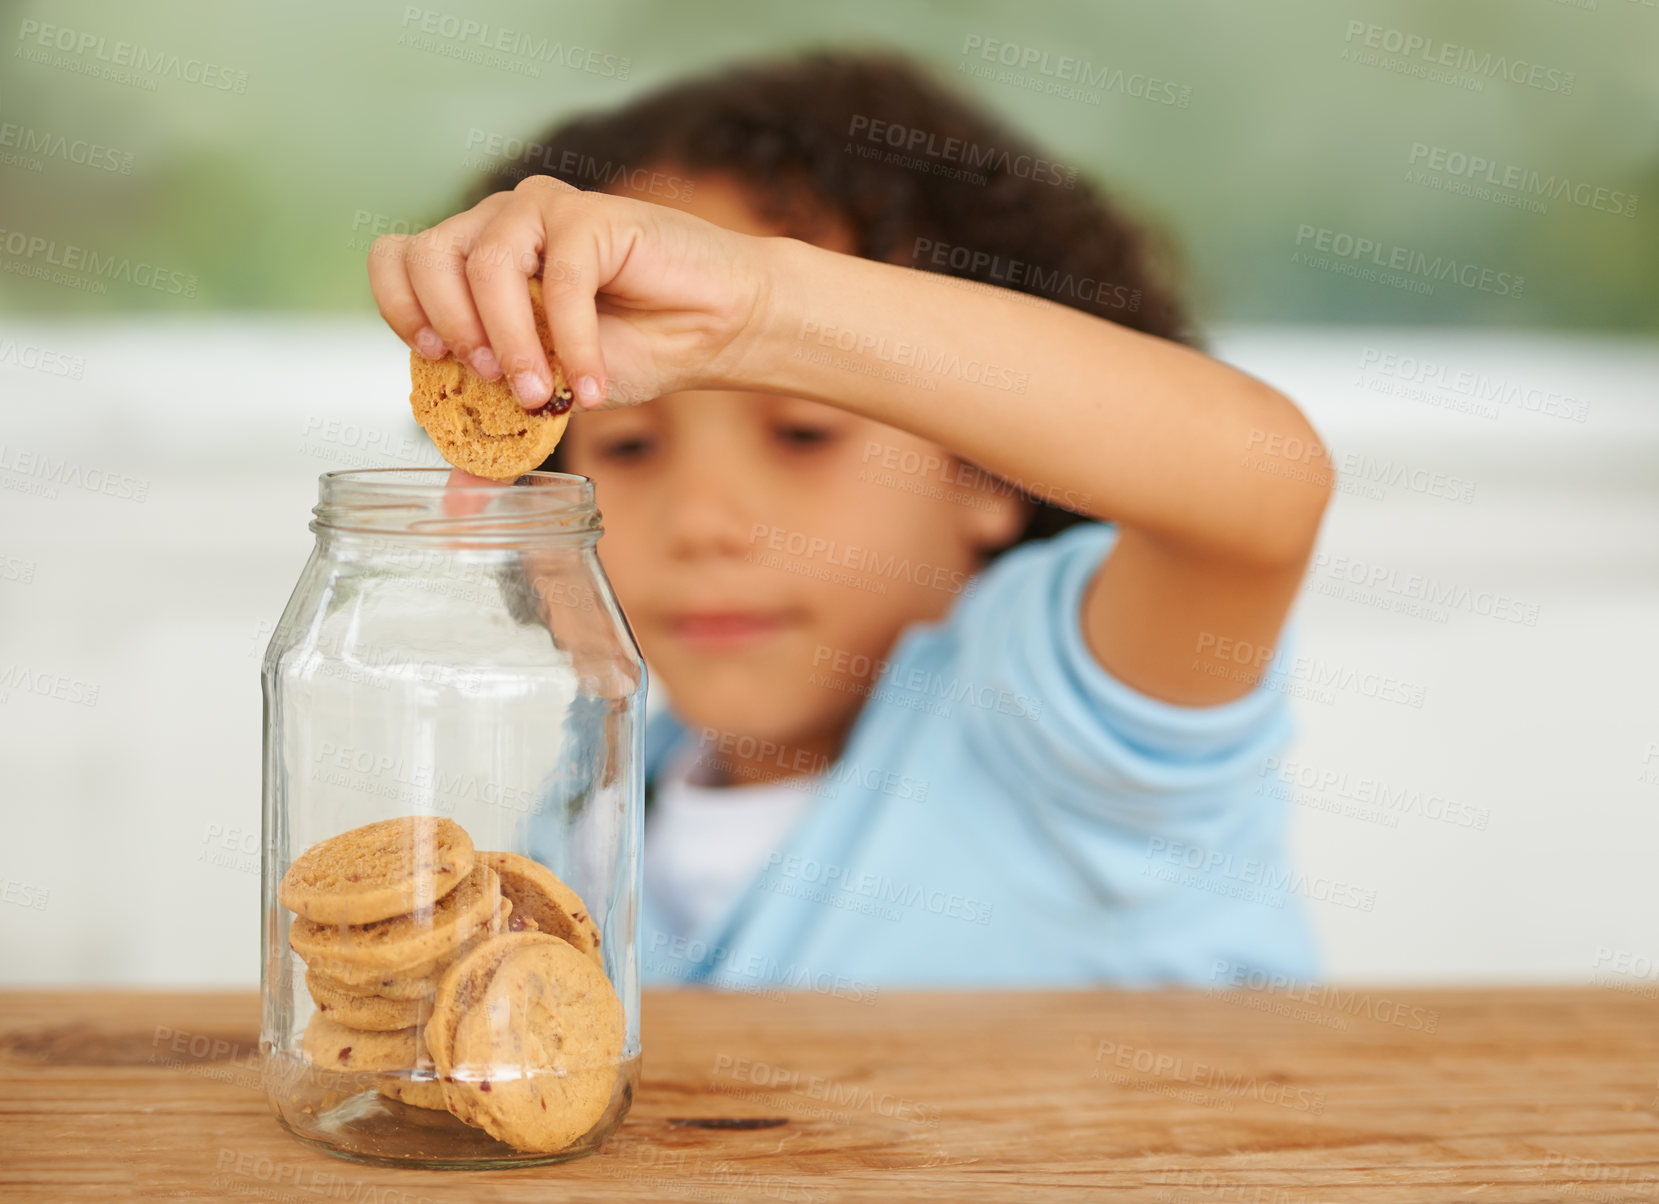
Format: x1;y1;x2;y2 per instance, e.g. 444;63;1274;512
496;177;609;407
366;235;443;359
440;467;506;520
467;177;605;408
466;214;553;407
536;221;608;409
405;212;506;381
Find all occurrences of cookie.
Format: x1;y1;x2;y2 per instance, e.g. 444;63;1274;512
279;816;475;926
306;968;433;1031
426;933;624;1153
423;932;536;1075
409;276;574;482
288;863;501;972
380;1074;449;1112
301;1013;423;1074
303;897;517;998
305;962;441;1000
479;851;603;968
303;1015;445;1112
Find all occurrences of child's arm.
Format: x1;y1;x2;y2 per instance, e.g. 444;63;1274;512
744;240;1332;707
369;179;1331;706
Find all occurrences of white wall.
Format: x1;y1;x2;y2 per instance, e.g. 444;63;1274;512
2;319;1655;987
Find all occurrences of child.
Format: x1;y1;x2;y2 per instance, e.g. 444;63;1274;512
367;54;1333;989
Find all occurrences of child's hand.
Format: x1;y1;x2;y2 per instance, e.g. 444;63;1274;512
368;177;770;409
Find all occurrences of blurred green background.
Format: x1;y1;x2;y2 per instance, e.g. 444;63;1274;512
1;0;1654;327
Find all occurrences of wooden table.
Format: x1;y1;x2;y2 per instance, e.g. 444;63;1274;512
2;987;1656;1202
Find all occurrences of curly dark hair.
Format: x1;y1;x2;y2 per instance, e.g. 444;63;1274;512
462;50;1194;547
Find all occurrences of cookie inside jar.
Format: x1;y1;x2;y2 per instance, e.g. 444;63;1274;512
266;815;635;1166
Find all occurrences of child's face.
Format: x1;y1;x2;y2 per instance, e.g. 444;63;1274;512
560;174;1027;749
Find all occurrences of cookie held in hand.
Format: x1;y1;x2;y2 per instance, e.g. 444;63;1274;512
409;277;575;481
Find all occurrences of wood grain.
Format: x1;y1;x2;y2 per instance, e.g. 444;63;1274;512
1;987;1656;1202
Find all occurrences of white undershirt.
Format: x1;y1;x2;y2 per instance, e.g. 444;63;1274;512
643;742;819;943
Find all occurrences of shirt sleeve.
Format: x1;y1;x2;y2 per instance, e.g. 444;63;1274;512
943;523;1296;830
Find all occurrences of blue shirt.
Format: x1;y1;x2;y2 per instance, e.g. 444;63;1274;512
635;523;1318;993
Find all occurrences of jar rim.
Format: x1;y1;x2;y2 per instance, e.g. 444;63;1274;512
311;468;600;544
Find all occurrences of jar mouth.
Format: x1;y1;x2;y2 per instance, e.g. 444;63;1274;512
312;468;600;543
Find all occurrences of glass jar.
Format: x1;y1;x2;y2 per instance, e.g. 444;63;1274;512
259;468;644;1169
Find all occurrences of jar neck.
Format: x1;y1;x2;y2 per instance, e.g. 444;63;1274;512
314;529;598;563
309;469;600;551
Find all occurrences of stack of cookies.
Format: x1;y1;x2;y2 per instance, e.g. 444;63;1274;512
279;816;625;1153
